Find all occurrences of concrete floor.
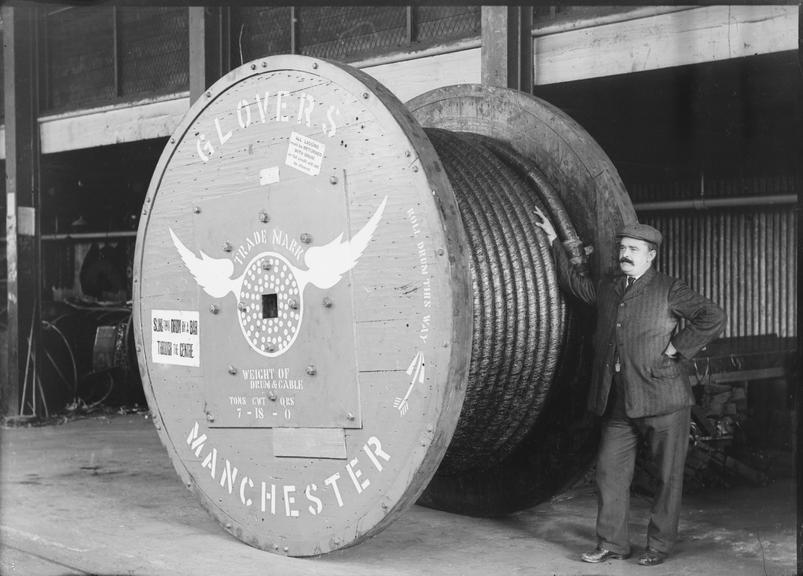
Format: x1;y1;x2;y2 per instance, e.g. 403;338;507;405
0;413;795;576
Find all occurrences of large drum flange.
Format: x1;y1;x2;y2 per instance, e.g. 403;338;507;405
134;55;473;556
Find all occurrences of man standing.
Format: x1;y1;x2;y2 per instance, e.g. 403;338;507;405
535;208;726;566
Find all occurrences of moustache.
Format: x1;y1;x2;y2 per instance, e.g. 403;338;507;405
619;258;633;265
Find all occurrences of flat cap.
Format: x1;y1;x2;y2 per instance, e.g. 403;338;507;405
616;222;662;247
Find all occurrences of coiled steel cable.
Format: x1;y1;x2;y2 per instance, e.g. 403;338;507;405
479;138;588;272
425;128;587;474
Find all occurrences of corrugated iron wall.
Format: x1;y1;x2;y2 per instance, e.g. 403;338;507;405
638;206;797;339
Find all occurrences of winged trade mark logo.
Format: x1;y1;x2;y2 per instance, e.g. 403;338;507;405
169;196;387;357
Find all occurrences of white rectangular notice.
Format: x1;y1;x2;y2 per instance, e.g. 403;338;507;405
285;132;325;176
151;309;200;367
259;165;280;186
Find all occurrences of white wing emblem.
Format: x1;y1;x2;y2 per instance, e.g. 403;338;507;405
169;229;245;299
298;196;387;290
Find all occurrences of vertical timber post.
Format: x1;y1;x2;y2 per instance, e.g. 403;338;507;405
480;6;533;93
189;7;231;104
406;6;418;46
796;8;802;575
290;7;298;54
3;5;41;416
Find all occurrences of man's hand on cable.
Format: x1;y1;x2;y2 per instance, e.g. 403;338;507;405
534;206;558;244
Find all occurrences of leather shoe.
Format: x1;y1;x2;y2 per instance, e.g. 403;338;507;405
580;546;631;563
638;548;667;566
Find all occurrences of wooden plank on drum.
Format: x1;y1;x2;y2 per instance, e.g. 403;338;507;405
273;428;347;459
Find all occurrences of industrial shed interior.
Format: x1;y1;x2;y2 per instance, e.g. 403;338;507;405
0;5;799;575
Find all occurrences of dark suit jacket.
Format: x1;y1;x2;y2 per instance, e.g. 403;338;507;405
552;243;726;418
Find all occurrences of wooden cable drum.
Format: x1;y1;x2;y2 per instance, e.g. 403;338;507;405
133;56;635;557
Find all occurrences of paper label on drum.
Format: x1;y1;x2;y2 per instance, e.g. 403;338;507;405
285;132;325;176
259;166;280;186
151;309;200;366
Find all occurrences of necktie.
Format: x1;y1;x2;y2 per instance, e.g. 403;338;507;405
626;277;634;290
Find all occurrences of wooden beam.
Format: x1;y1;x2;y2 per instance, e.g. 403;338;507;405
3;5;41;416
38;95;189;154
188;7;230;104
709;367;786;385
481;6;533;92
533;5;798;85
363;48;481;103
